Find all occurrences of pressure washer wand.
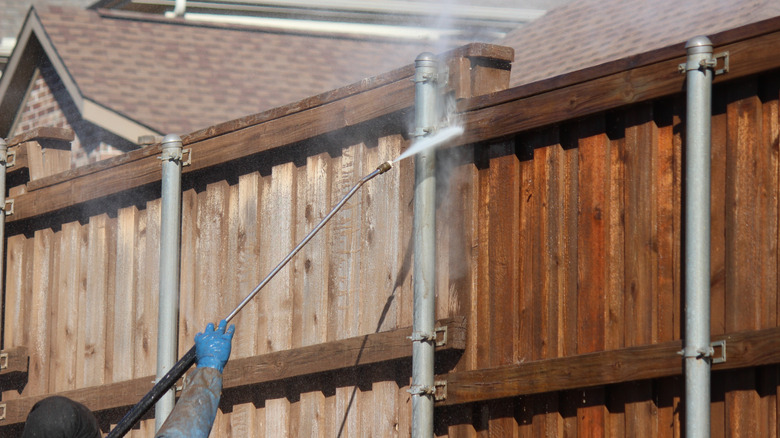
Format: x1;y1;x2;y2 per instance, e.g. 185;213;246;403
107;160;393;438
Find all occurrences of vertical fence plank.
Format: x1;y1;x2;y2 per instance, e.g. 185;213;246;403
329;142;364;438
3;234;27;353
50;222;80;392
623;105;659;437
2;233;29;401
655;100;678;345
367;136;404;437
263;162;296;437
235;171;262;355
725;80;763;436
295;154;330;438
83;214;111;387
178;188;197;356
656;99;683;437
604;112;627;437
759;75;780;437
233;170;262;437
531;129;565;437
112;207;138;384
27;228;53;395
576;117;609;438
446;141;479;438
481;141;521;436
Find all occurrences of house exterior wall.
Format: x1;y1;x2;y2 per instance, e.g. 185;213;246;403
11;58;136;168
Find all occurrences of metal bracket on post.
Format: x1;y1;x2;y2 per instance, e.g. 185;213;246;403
678;51;729;75
181;148;192;167
677;339;726;363
408;385;435;397
4;150;15;168
434;326;447;347
0;352;7;370
409;325;446;346
2;199;14;216
159;144;191;167
711;51;729;75
434;380;447;401
0;403;5;421
409;331;436;343
710;339;727;364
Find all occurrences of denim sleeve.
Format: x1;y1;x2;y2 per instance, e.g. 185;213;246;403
155;367;223;438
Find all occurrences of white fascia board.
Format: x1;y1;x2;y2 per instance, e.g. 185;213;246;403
179;13;479;40
83;99;161;142
136;0;547;22
26;10;86;113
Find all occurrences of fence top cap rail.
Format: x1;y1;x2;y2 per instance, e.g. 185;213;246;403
5;127;75;148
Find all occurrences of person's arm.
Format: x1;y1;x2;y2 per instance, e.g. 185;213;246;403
155;320;235;438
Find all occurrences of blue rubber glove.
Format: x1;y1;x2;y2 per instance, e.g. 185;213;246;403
194;319;235;373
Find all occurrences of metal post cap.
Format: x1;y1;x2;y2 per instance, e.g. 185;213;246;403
161;134;182;149
415;52;437;65
685;36;713;55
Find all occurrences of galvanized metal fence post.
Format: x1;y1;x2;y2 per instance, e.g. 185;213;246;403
156;134;184;430
411;52;438;438
682;35;714;438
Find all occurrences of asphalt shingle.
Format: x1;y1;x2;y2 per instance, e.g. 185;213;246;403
35;5;447;135
500;0;780;88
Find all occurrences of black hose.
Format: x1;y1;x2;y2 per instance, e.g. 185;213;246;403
106;347;195;438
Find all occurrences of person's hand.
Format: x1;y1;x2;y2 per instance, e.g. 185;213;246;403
194;319;235;373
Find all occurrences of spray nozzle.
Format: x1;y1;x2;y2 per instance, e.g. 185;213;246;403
376;161;393;174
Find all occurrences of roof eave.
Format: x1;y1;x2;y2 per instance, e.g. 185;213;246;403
0;7;161;142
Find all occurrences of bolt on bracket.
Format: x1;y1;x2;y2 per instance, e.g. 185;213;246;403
159;147;192;166
408;326;447;347
678;51;729;75
408;384;436;397
677;339;726;363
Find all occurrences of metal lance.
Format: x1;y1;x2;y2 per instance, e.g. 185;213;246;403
107;160;393;438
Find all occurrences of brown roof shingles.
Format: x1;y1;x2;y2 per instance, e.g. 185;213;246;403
500;0;780;88
35;5;444;135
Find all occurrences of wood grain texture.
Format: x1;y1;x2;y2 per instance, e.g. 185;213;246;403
576;117;609;437
725;79;763;436
0;317;464;426
442;325;780;406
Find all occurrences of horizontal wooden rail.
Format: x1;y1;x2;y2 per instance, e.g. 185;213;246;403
439;325;780;406
5;127;74;148
0;317;465;426
456;22;780;147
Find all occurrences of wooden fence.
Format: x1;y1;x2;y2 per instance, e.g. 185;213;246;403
0;16;779;437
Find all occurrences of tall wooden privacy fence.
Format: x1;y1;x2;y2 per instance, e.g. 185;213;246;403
0;18;780;438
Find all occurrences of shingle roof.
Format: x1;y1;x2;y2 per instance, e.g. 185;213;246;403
500;0;780;88
34;5;447;135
